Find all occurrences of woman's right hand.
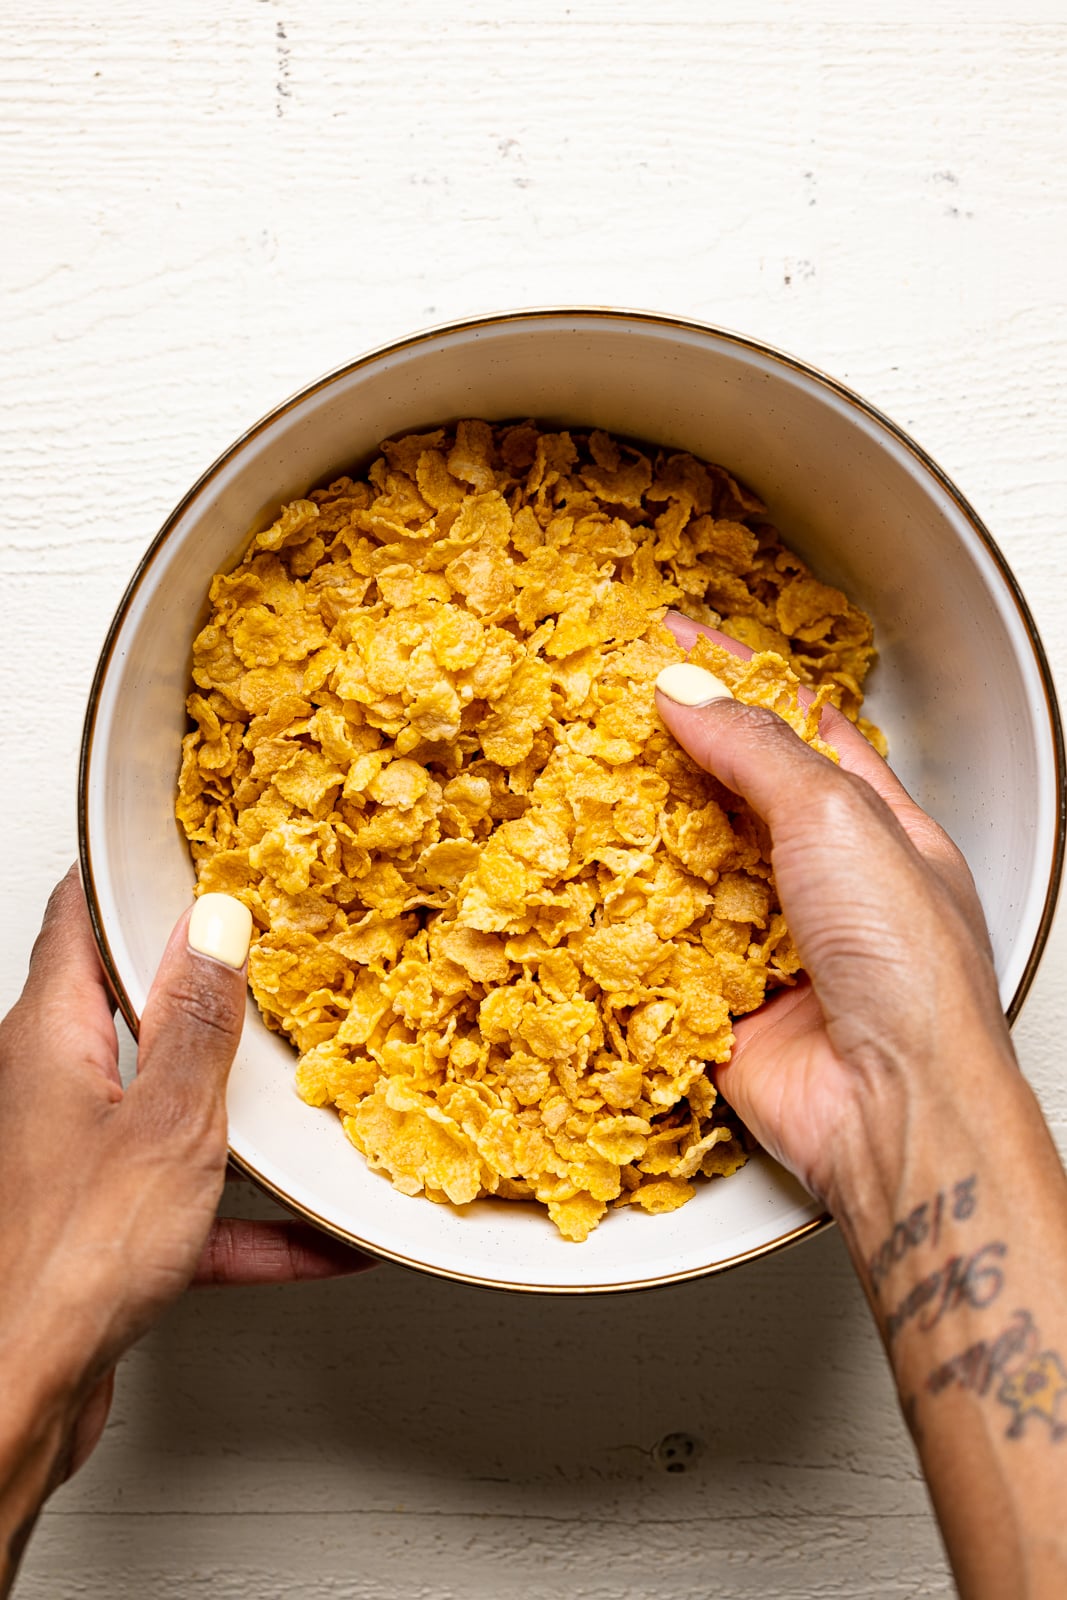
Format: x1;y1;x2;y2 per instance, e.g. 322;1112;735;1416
657;626;1067;1600
655;624;1014;1215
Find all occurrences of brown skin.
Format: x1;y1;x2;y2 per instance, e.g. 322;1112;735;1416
658;617;1067;1598
0;872;371;1594
3;624;1067;1596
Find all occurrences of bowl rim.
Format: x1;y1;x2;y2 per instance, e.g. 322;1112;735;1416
77;304;1067;1294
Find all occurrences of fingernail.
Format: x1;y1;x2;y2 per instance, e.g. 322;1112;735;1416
655;663;733;707
188;894;253;969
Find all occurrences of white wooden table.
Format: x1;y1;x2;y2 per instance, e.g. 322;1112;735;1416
3;4;1065;1594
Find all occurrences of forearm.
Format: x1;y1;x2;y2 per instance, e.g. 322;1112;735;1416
0;1288;99;1598
0;1370;74;1599
831;1044;1067;1598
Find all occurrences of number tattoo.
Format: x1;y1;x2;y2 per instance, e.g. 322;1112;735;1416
869;1174;978;1294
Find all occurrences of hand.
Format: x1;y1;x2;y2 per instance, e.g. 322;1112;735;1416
0;871;371;1496
656;617;1015;1213
659;622;1067;1598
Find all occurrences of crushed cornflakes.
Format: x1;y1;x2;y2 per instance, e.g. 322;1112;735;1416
177;422;878;1241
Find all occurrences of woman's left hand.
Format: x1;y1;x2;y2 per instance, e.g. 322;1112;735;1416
0;869;370;1539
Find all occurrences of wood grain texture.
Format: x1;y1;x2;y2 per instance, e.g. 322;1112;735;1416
2;2;1066;1594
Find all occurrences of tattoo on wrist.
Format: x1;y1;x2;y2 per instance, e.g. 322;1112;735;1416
868;1174;977;1293
926;1310;1036;1401
919;1310;1067;1442
885;1241;1006;1344
876;1172;1067;1443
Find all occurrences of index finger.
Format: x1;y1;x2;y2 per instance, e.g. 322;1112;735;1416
11;866;121;1089
193;1218;376;1286
21;867;117;1015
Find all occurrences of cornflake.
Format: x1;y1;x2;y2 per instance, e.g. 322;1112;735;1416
178;423;878;1241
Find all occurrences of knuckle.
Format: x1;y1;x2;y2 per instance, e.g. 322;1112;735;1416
0;1001;23;1056
913;811;965;868
804;765;881;829
39;867;80;936
164;966;245;1043
0;999;37;1071
728;701;788;743
728;700;836;775
835;765;885;808
197;1227;233;1286
42;872;72;922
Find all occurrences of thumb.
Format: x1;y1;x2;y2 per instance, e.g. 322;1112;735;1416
653;661;840;832
652;660;913;981
130;894;252;1122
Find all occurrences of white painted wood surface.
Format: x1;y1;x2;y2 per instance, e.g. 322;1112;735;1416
3;2;1066;1593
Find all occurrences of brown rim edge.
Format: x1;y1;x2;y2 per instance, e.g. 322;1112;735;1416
222;1145;833;1295
77;305;1066;1295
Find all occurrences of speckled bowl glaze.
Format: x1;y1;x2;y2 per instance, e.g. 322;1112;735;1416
79;309;1064;1294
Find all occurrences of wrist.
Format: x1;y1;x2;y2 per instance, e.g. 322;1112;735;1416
0;1355;77;1595
0;1282;101;1503
821;1033;1067;1600
821;1033;1033;1265
0;1332;81;1472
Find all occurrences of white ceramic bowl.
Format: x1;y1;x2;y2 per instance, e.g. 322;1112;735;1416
79;309;1064;1294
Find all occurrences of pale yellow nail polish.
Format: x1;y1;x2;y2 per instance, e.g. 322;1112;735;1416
655;663;733;707
188;894;253;969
